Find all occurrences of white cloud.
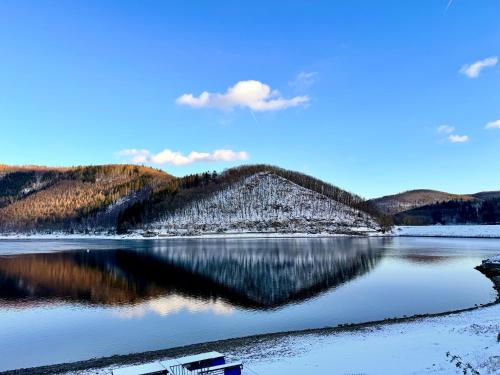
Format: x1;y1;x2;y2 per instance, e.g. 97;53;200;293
117;148;249;166
117;149;151;163
290;72;318;90
176;80;309;111
485;119;500;129
448;134;470;143
437;124;455;134
436;125;469;143
459;56;498;78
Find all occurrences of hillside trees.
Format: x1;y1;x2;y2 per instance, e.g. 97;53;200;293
0;165;172;232
0;163;385;233
117;165;384;231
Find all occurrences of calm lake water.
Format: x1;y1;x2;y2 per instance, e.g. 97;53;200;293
0;237;498;371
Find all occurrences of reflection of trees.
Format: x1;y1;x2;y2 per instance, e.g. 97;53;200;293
0;252;163;304
0;238;382;310
149;238;382;307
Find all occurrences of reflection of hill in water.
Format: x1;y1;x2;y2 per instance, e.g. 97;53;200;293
0;239;382;310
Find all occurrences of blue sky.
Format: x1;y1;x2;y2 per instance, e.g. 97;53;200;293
1;0;500;198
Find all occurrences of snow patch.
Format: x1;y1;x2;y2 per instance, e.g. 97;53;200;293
237;304;500;375
395;225;500;238
486;255;500;264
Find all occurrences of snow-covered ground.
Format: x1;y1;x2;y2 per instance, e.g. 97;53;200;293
486;255;500;265
237;304;500;375
395;225;500;238
0;232;142;240
0;230;381;241
4;224;500;240
71;303;499;375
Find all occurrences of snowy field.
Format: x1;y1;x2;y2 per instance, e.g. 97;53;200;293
395;225;500;238
236;304;500;375
71;303;499;375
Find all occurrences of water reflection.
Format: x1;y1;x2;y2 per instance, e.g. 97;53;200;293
398;254;451;264
115;295;235;318
0;238;382;310
0;237;498;371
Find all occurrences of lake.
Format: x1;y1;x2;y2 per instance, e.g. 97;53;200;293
0;237;498;371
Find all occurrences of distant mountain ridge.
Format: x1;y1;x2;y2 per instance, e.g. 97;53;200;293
369;189;475;215
0;164;382;235
472;191;500;201
370;188;500;225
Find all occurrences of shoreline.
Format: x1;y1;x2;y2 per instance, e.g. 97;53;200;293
0;231;382;241
4;299;498;375
2;224;500;240
395;224;500;239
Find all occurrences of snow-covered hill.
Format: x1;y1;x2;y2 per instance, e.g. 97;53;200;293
152;172;379;235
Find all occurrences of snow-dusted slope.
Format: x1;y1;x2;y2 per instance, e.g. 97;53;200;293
153;172;379;235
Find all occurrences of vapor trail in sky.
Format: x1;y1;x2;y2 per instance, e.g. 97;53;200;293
445;0;454;12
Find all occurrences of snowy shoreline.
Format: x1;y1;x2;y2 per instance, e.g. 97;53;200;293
2;224;500;240
395;224;500;238
233;302;500;375
0;229;381;241
10;301;499;375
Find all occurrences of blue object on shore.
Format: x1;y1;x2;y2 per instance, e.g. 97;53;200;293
112;351;243;375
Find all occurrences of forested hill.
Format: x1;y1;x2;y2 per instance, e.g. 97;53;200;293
0;164;383;235
370;188;500;225
369;189;474;215
0;165;172;232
